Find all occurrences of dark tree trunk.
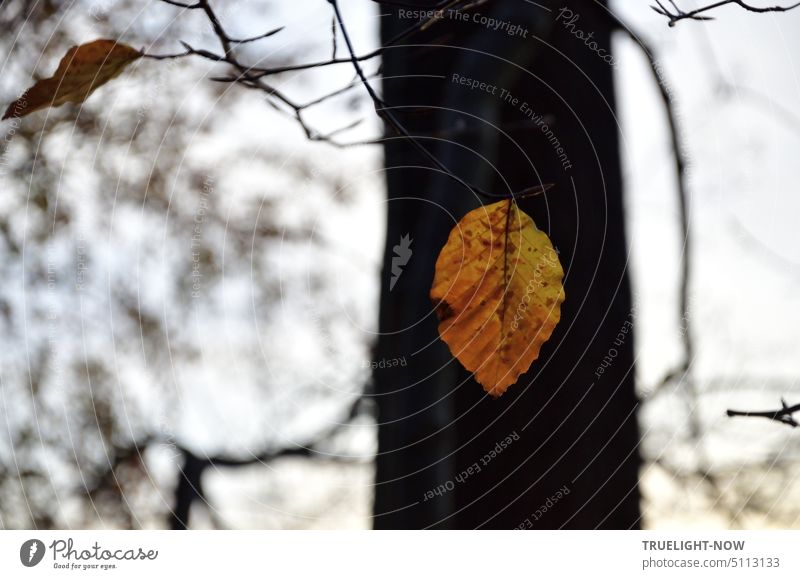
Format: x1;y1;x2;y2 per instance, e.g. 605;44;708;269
373;0;641;529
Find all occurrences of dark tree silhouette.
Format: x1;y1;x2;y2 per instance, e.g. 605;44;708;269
373;0;642;529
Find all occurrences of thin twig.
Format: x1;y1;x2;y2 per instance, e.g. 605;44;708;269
653;0;800;26
328;0;549;200
607;11;695;395
228;26;284;44
727;399;800;427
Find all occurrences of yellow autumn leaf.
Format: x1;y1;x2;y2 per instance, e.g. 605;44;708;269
430;199;565;398
3;39;141;120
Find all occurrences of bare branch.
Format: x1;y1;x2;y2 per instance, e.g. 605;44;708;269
328;0;550;200
159;0;202;8
605;11;695;398
727;399;800;427
228;26;284;45
653;0;800;26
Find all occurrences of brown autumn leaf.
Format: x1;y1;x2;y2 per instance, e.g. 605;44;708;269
430;199;565;398
3;39;141;120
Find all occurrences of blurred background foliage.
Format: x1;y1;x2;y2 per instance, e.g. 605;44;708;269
0;0;381;529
